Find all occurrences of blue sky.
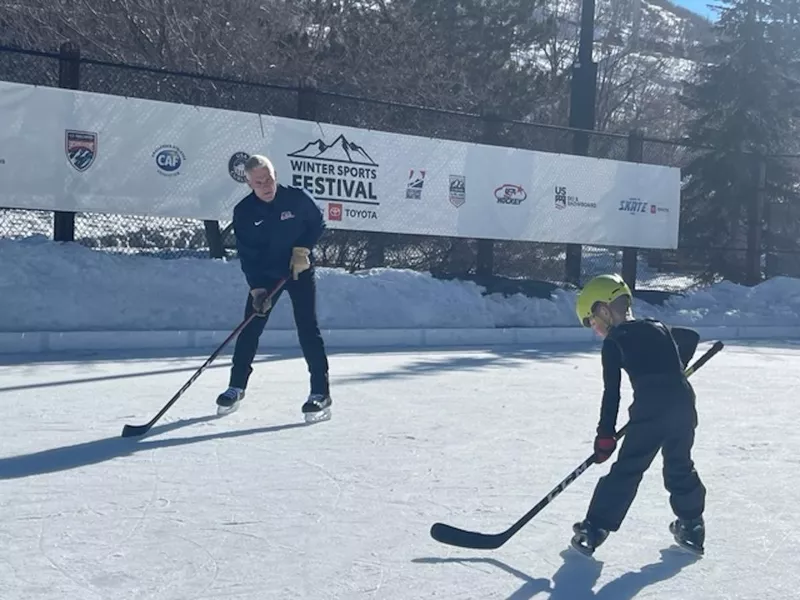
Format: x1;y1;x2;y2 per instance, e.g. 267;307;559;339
671;0;718;20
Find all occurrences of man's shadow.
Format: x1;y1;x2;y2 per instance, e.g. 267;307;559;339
415;545;700;600
0;415;310;480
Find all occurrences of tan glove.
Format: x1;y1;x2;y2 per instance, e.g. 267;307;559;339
249;288;272;316
289;247;311;280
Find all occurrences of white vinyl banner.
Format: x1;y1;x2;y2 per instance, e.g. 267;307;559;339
0;80;681;248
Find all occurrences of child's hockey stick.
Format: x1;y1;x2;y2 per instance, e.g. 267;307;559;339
429;340;724;550
120;278;288;438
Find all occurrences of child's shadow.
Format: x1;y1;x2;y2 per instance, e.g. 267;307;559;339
551;547;700;600
415;546;700;600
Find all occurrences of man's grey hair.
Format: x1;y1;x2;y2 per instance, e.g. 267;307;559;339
244;154;275;178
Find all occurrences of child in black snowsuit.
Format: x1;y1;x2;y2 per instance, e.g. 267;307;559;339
571;274;707;556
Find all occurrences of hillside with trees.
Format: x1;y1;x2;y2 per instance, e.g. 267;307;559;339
1;0;714;138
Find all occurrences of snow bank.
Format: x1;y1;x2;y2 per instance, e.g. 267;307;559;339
2;236;799;333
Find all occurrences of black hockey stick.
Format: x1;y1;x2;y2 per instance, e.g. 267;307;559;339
429;340;724;550
120;278;288;438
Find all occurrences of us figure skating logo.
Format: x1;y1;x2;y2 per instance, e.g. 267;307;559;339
65;130;97;172
618;197;649;214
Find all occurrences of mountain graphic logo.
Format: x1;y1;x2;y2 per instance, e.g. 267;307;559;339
288;134;378;166
65;130;98;172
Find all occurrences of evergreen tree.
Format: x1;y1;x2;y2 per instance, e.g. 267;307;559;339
678;0;800;283
406;0;552;118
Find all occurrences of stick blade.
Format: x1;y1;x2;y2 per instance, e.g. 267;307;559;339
121;423;151;438
429;522;508;550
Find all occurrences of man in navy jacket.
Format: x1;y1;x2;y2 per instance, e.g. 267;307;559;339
216;154;332;423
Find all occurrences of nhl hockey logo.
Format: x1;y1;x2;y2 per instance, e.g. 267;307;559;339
65;130;97;172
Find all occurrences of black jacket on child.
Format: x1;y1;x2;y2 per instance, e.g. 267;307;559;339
232;185;326;289
597;318;700;436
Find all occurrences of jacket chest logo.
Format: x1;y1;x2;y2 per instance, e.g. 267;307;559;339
280;211;295;221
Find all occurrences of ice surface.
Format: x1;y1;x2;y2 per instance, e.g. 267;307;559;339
4;236;800;333
1;340;797;599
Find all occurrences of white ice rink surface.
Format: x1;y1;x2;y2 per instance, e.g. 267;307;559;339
1;340;797;600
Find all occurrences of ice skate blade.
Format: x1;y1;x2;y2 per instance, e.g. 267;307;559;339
304;407;331;423
671;540;704;557
217;402;240;416
569;535;597;558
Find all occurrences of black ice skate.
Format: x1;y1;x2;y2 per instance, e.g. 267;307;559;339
302;393;332;423
669;516;705;556
570;520;609;557
216;387;245;416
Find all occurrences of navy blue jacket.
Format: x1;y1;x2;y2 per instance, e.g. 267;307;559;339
233;185;325;289
597;319;699;436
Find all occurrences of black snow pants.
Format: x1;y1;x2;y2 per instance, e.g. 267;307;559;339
228;268;329;396
586;382;706;532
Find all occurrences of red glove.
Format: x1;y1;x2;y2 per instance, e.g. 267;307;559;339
594;435;617;463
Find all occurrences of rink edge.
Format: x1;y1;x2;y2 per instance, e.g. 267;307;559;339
1;325;799;354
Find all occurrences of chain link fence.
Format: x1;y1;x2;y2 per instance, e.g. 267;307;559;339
3;44;800;293
0;47;223;259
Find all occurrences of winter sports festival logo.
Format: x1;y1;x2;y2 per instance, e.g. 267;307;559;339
65;130;97;172
287;134;379;208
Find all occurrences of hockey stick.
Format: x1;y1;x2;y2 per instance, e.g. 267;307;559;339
120;278;288;438
429;340;724;550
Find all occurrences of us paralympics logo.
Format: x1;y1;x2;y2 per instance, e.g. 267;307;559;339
65;130;97;172
153;144;185;176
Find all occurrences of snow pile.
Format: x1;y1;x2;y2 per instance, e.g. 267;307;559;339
2;236;800;332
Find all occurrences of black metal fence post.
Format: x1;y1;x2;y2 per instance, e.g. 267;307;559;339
297;79;318;121
204;221;225;258
763;162;775;279
746;155;766;285
476;112;500;278
55;42;80;243
622;130;644;289
565;0;599;286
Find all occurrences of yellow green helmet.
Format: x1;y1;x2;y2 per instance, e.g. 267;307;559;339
576;274;632;327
